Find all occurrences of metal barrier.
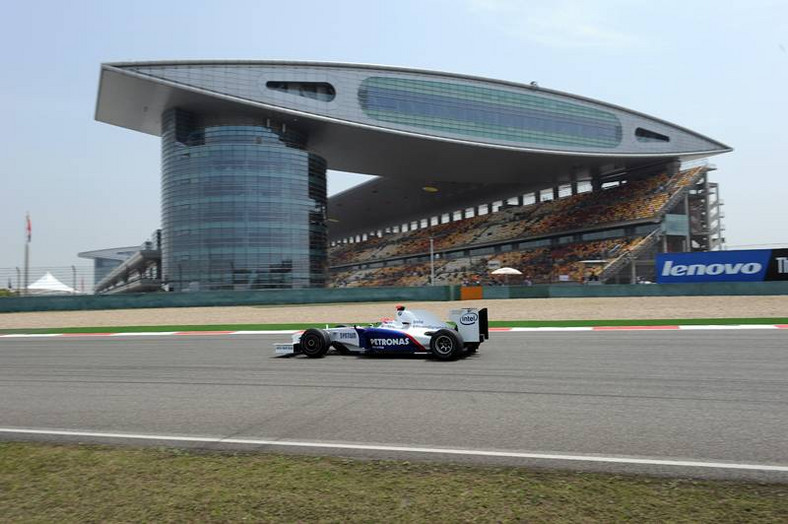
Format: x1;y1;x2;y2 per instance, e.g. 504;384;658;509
1;282;786;313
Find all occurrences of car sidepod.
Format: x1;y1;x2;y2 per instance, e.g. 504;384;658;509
359;328;428;353
326;326;362;353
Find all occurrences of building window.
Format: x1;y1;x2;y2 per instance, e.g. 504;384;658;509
266;81;336;102
358;77;622;148
635;127;670;143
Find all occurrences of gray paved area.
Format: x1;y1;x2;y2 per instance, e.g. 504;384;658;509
1;331;786;481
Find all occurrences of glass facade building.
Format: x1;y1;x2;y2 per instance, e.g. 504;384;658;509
161;109;327;291
95;61;731;291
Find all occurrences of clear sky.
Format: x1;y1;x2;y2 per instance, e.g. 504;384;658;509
1;0;786;270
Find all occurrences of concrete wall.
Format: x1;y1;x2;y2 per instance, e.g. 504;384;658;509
1;282;786;313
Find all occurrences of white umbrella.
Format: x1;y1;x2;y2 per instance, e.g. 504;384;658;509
490;267;522;275
490;266;522;285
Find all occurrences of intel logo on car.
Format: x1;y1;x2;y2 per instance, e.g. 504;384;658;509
460;313;478;325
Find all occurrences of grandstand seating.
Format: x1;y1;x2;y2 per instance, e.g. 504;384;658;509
328;168;706;287
330;237;645;288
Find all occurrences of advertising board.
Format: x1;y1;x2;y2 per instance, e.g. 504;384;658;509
656;249;788;283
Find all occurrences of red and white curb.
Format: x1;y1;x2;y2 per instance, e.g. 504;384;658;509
1;325;786;338
502;325;788;332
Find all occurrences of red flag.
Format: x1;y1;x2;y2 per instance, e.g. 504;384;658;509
26;213;31;243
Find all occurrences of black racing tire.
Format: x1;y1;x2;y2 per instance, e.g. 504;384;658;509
299;328;331;358
430;329;464;361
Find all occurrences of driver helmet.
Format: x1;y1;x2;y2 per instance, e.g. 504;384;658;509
396;305;415;326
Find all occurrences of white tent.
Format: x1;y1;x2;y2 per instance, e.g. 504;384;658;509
27;272;77;295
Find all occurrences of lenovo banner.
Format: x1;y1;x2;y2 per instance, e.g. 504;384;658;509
656;249;788;283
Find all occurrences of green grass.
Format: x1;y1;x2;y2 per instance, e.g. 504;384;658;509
0;317;786;335
1;443;785;522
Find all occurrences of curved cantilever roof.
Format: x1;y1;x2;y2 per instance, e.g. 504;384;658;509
77;246;142;261
95;60;731;238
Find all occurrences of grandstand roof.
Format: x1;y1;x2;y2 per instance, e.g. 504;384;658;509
77;246;141;261
96;61;732;239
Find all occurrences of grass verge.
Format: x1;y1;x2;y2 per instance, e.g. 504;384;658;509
1;443;786;522
0;317;787;335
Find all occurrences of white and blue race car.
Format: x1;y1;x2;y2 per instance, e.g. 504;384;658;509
274;305;488;361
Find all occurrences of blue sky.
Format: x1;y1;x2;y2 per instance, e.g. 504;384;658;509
1;0;786;269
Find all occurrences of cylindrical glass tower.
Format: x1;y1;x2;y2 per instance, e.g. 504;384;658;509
161;109;327;291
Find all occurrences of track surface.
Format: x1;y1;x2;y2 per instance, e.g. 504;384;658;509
1;332;786;481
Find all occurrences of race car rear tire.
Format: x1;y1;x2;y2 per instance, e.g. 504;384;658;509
430;329;464;361
300;328;331;358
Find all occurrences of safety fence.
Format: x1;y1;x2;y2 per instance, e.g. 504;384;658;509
0;265;93;295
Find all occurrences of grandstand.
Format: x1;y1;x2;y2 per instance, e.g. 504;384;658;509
95;61;730;293
329;165;724;287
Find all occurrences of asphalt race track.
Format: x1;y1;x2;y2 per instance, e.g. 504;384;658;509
1;331;786;482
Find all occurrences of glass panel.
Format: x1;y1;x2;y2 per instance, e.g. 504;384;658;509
359;77;622;148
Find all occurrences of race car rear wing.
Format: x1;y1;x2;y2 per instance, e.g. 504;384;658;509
449;307;489;343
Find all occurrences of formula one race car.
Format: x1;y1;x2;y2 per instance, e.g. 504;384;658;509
274;305;488;361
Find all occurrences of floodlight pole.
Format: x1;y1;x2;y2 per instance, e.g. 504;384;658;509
429;237;435;286
15;267;20;295
71;265;77;294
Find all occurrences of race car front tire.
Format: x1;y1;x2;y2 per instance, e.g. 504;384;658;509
300;328;331;358
430;329;464;361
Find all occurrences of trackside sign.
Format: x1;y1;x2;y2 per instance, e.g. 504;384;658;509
656;249;788;283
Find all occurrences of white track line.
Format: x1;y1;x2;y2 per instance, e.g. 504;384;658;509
507;327;593;332
1;428;786;473
0;333;62;338
109;332;178;336
677;324;779;330
229;330;303;335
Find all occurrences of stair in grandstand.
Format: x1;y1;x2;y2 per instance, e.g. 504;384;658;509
597;166;708;283
599;228;662;283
